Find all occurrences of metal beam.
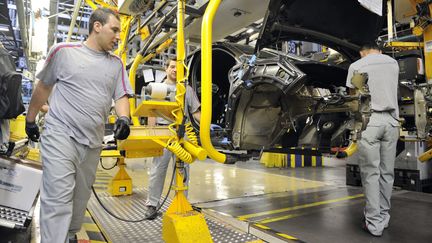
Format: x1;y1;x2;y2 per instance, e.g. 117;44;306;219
48;0;58;50
15;0;28;62
66;0;82;42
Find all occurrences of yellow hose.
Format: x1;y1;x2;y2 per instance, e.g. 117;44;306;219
336;142;358;158
419;147;432;162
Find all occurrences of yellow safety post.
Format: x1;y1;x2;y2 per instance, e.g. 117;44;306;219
200;0;226;163
109;157;132;196
162;1;212;242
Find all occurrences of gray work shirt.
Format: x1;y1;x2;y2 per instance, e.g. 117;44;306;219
156;82;200;125
346;53;399;120
36;42;133;148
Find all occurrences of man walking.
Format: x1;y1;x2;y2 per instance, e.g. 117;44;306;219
25;8;133;243
346;43;399;237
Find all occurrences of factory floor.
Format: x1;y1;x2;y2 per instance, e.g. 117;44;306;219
10;156;432;242
86;156;432;243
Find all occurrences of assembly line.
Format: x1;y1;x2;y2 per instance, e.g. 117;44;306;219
0;0;432;242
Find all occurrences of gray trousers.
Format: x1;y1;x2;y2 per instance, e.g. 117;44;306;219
40;129;101;243
358;112;399;235
147;148;190;207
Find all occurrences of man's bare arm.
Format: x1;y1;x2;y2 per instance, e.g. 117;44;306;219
114;96;130;117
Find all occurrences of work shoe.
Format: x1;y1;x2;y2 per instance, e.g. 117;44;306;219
362;222;382;237
145;205;158;220
68;234;78;243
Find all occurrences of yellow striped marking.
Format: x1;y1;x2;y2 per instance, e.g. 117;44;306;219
258;197;364;224
87;209;112;243
277;233;298;240
82;223;101;232
254;224;270;230
254;224;298;240
238;194;364;221
258;212;306;224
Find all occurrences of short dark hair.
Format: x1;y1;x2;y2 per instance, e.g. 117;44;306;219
89;8;120;34
165;57;176;68
359;43;380;52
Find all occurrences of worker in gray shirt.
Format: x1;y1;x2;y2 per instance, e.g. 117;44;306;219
25;8;133;243
346;43;399;237
144;58;201;219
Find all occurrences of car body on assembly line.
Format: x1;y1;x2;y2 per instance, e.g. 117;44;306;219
187;0;386;155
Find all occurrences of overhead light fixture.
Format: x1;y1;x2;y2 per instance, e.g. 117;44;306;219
246;28;254;34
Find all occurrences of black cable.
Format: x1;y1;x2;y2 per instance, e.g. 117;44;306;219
99;158;117;170
91;185;148;222
90;154;177;222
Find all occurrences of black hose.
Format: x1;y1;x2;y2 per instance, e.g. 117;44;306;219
99;158;117;170
91;185;148;222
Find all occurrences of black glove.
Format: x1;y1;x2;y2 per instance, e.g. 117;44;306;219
25;120;40;142
114;116;130;140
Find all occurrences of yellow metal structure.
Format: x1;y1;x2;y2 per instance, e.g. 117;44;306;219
117;126;172;158
424;24;432;80
134;100;178;119
200;0;226;164
109;157;132;196
100;150;122;158
386;41;424;49
140;25;151;40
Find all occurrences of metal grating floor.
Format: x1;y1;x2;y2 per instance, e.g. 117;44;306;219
87;188;258;242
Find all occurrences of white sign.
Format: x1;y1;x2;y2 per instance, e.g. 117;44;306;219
143;69;154;83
